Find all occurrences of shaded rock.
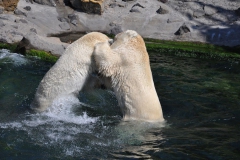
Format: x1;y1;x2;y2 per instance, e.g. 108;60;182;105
59;22;70;30
0;6;4;14
203;5;218;15
0;14;16;21
30;28;37;34
57;16;68;22
132;3;144;9
17;33;69;56
130;8;140;13
130;3;144;13
14;37;31;55
68;14;78;25
122;0;134;2
23;6;31;11
0;19;5;27
235;8;240;17
33;0;56;6
175;24;190;35
156;6;168;14
15;18;28;23
109;3;117;8
69;0;105;15
1;0;19;11
193;9;205;18
110;25;122;35
14;9;27;16
158;0;168;3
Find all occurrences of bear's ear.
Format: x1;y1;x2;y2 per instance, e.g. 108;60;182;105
126;30;138;38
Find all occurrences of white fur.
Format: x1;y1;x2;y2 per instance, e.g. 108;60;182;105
31;32;110;112
94;30;164;122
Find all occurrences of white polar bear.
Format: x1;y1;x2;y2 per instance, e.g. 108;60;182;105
93;30;164;122
31;32;110;112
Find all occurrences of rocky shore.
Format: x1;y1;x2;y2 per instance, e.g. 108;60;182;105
0;0;239;56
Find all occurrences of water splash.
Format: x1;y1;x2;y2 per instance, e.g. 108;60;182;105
0;49;28;66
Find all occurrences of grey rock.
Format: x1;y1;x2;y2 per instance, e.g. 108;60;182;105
57;17;68;22
156;6;168;14
14;9;27;17
130;8;140;13
132;3;145;9
15;19;28;23
159;0;168;3
59;22;71;30
0;6;4;14
109;3;117;8
0;20;5;27
0;37;8;43
110;25;123;35
193;9;205;18
23;32;69;56
11;25;18;29
204;5;218;15
33;0;56;6
30;28;37;34
23;6;31;11
0;14;16;22
175;24;190;35
68;14;78;25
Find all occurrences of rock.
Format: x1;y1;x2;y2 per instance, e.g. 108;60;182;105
14;9;27;16
68;14;78;25
156;6;168;14
0;6;4;14
158;0;168;3
59;22;71;30
132;3;144;9
110;25;122;35
0;19;5;27
1;0;19;11
30;28;37;34
122;0;134;2
175;24;190;35
19;33;69;56
15;18;28;23
33;0;56;7
130;3;144;13
69;0;105;15
193;9;205;18
109;3;117;8
23;6;31;11
203;5;218;15
130;8;140;13
235;8;240;16
57;16;68;22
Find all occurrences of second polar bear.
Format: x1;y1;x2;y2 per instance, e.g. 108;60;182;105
93;30;164;122
31;32;110;112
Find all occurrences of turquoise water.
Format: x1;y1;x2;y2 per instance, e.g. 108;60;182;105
0;49;239;159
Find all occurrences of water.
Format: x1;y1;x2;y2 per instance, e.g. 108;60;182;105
0;49;239;159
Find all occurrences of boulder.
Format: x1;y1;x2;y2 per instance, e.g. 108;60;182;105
175;24;190;36
203;5;218;16
69;0;105;15
1;0;19;11
33;0;56;7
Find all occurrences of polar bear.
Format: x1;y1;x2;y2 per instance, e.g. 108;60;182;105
93;30;164;122
30;32;110;112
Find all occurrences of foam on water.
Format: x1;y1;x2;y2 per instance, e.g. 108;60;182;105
0;94;98;155
0;49;28;66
